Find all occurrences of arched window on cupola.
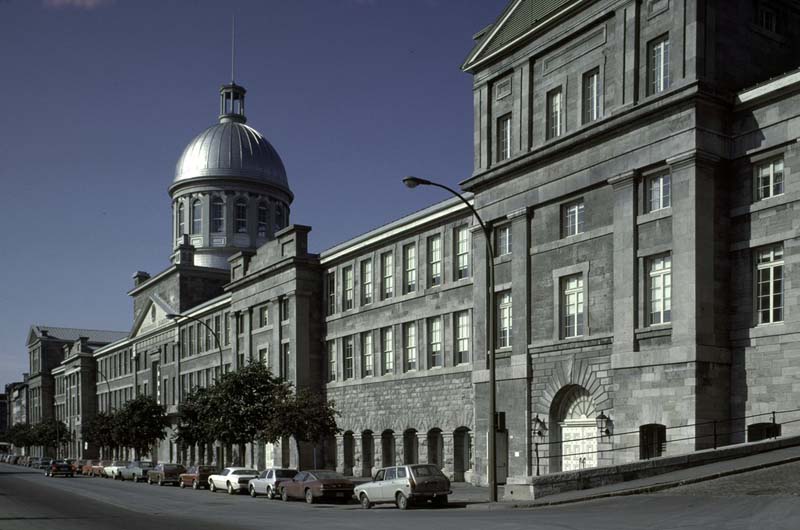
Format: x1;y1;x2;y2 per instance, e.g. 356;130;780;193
257;201;269;238
191;199;202;235
235;198;248;233
274;202;284;231
211;196;224;233
177;202;185;237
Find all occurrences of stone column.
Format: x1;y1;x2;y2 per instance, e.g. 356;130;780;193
416;432;428;465
352;435;363;477
372;433;383;476
441;432;455;480
335;434;345;474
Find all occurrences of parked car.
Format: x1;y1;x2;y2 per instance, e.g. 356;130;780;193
247;468;297;498
103;460;128;479
33;458;51;470
279;470;355;504
208;467;259;495
178;465;218;490
45;459;74;478
119;461;154;482
354;464;451;510
90;460;111;477
81;460;96;475
147;463;187;486
65;459;79;474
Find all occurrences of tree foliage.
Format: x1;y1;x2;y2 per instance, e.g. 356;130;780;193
276;387;341;456
174;386;217;448
7;423;35;449
84;412;117;453
31;420;71;454
113;395;170;457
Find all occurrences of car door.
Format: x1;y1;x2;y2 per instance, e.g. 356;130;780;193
380;467;396;502
263;470;272;494
369;469;386;502
288;472;306;499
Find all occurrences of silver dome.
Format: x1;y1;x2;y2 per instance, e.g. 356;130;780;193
174;120;290;191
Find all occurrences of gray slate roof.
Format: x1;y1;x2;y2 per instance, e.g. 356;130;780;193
30;325;129;345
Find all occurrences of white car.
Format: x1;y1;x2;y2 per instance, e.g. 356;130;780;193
103;461;128;480
119;461;154;482
247;468;297;498
354;464;451;509
208;467;259;495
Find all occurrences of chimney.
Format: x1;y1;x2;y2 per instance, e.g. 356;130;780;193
173;234;195;266
78;336;89;352
40;329;49;338
133;271;151;287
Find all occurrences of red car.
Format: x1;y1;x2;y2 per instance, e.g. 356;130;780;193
279;470;355;504
178;465;218;490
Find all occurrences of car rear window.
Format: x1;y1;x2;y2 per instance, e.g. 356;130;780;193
233;470;257;475
275;470;296;478
410;465;445;477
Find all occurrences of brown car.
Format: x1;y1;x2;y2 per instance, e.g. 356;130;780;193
147;463;187;486
279;470;355;504
90;460;111;477
178;465;218;490
81;460;96;475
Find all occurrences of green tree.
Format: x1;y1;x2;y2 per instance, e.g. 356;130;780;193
7;423;35;452
209;362;291;464
84;412;117;457
174;386;217;463
114;395;170;458
31;420;71;457
276;387;340;465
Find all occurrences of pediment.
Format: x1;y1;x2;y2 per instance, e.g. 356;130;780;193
130;294;176;338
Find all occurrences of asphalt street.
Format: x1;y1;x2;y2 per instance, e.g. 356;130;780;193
1;462;798;530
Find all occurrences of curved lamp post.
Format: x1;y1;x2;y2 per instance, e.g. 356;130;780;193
402;176;498;502
165;313;224;377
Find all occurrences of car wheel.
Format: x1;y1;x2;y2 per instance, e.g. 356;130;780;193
266;486;273;499
180;481;186;489
209;480;217;493
396;492;409;510
281;488;289;502
360;493;372;510
305;489;314;504
192;480;198;490
227;482;236;495
433;495;448;508
249;486;257;498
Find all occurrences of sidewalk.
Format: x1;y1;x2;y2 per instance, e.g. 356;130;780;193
458;444;800;509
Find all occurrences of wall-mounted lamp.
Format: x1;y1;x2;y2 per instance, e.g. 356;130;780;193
533;414;548;437
596;411;612;436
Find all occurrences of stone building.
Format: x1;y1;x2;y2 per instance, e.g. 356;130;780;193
13;0;800;488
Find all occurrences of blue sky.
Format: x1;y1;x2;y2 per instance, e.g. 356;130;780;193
0;0;507;388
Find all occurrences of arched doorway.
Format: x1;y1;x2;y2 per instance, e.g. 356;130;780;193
402;429;418;464
381;430;395;467
453;427;471;482
343;431;354;476
426;428;443;468
550;385;598;473
361;431;374;477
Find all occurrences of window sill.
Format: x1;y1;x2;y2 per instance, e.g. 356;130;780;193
635;325;672;340
531;226;612;255
494;254;512;265
731;190;798;218
637;207;672;225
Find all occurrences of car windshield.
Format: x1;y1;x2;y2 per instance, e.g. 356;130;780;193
198;466;217;473
275;470;297;478
233;470;257;475
311;470;343;480
410;465;445;477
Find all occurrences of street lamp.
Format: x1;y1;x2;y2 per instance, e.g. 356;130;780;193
165;313;224;378
402;175;499;502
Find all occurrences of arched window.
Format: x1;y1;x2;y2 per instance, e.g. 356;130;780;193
211;196;224;233
235;198;248;233
191;199;201;235
274;202;284;231
177;202;185;237
257;202;269;237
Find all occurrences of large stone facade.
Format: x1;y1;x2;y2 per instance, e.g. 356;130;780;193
12;0;800;487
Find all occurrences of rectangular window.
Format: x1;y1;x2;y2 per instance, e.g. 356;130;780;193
562;274;585;338
455;225;470;280
327;340;336;382
428;234;442;287
495;225;512;256
648;173;671;212
381;327;394;374
361;259;373;305
326;271;336;315
343;336;354;379
648;255;672;325
547;87;563;139
403;243;417;294
280;342;290;380
757;5;777;32
756;158;784;201
258;305;269;328
381;252;394;299
497;114;512;161
455;310;470;365
756;245;784;325
188;326;195;356
428;317;442;368
362;332;374;377
648;35;670;95
343;266;354;310
258;346;268;365
204;318;212;351
497;292;513;349
562;200;585;238
224;312;230;346
582;68;600;124
404;322;417;372
280;297;290;322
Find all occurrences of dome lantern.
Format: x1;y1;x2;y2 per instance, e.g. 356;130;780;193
219;83;246;124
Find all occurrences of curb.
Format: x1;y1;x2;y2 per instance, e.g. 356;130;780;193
464;455;800;510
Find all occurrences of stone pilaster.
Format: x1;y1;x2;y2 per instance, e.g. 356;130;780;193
372;433;383;476
352;435;363;477
441;432;455;479
416;432;428;465
609;170;638;355
335;434;345;475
